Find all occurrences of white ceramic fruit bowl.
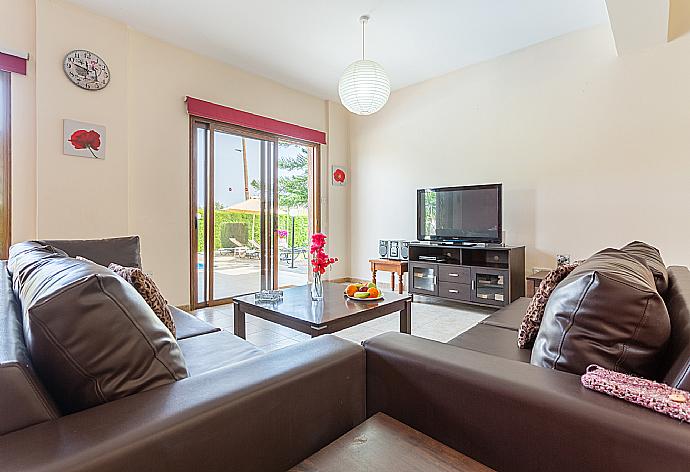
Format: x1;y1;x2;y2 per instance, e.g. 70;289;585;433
344;293;384;301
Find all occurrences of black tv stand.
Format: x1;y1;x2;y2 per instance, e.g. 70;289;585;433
408;242;525;308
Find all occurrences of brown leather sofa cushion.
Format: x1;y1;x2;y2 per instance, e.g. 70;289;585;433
620;241;668;294
531;248;671;377
170;305;220;340
448;323;531;363
660;266;690;390
481;297;531;331
8;242;188;414
178;330;264;376
39;236;142;269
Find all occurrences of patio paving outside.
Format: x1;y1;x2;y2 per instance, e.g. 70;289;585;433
198;252;310;300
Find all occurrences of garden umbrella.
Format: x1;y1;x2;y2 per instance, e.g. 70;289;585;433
225;198;288;242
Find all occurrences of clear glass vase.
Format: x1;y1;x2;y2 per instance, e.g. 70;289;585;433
311;272;323;301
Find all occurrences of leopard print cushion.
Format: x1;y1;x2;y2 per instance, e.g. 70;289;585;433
517;263;578;349
108;263;176;337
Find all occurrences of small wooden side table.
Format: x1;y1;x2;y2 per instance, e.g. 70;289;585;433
369;259;408;294
526;270;550;297
290;413;494;472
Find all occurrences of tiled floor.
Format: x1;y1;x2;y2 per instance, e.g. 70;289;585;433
193;294;495;352
197;252;309;301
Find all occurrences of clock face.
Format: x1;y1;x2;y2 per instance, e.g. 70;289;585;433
63;50;110;91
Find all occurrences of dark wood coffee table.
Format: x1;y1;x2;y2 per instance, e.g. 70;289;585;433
233;282;412;338
290;413;494;471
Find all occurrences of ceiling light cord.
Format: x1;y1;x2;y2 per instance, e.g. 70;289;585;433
360;15;369;60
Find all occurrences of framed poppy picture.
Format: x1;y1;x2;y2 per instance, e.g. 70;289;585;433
332;165;347;186
63;119;106;159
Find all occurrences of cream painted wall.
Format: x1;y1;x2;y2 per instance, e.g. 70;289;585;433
349;25;690;280
35;0;129;238
0;0;36;243
322;101;351;280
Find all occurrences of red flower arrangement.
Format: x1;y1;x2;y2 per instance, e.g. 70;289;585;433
310;232;338;275
69;129;101;158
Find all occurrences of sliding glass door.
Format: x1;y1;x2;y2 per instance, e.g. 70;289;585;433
191;118;319;308
276;142;319;288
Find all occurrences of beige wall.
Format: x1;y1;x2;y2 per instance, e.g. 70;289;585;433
322;101;351;280
349;25;690;280
35;0;130;238
3;0;349;305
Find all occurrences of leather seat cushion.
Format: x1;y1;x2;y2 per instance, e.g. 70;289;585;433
447;323;532;363
531;248;671;378
178;330;264;376
170;305;220;340
8;242;188;414
481;297;531;331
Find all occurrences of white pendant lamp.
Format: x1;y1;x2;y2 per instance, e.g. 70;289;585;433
339;15;390;115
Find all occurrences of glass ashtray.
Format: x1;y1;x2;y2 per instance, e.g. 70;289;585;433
254;290;284;302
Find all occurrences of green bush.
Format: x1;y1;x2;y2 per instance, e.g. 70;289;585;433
196;210;309;252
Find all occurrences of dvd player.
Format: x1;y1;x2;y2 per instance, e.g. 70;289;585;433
418;255;446;262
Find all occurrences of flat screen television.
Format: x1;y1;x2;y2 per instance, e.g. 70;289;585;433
417;184;502;244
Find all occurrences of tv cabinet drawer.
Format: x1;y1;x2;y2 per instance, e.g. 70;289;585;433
438;282;471;301
409;262;438;296
439;265;471;284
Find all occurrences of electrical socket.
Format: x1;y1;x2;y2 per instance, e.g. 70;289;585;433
532;267;550;274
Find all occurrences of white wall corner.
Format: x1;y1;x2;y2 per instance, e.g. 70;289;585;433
606;0;670;55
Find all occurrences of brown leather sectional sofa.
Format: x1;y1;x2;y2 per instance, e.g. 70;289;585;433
1;237;689;471
0;238;365;471
366;263;690;471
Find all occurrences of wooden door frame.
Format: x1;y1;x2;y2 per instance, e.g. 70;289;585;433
189;119;209;308
0;72;11;259
188;116;322;309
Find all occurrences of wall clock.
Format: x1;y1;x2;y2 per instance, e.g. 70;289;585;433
63;50;110;91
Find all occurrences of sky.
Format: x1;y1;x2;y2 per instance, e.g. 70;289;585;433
195;129;306;209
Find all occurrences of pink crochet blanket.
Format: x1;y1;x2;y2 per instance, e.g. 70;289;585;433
581;365;690;423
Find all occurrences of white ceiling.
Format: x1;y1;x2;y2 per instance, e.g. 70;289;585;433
65;0;609;100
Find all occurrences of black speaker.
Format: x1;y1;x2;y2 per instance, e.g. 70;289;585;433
400;241;409;260
379;240;389;258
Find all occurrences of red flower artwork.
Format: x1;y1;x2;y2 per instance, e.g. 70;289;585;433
310;232;338;275
333;167;346;184
69;129;101;158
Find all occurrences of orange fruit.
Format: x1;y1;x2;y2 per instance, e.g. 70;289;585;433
346;284;358;297
367;287;380;298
